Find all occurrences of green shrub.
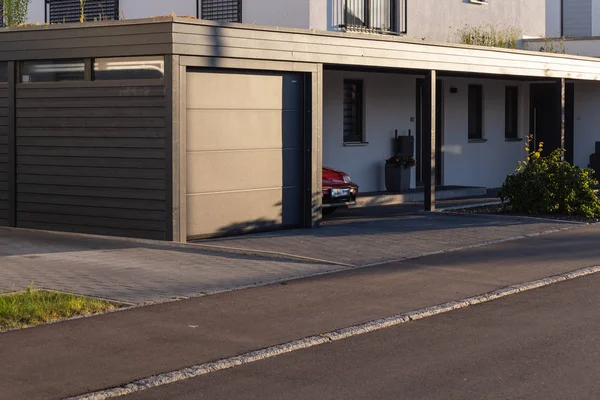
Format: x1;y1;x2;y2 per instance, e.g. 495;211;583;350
500;137;600;218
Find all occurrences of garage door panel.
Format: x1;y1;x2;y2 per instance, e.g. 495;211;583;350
187;187;302;238
186;109;303;151
187;73;283;110
187;149;302;194
186;70;305;238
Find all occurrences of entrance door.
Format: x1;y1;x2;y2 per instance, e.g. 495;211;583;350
416;79;443;186
530;83;574;163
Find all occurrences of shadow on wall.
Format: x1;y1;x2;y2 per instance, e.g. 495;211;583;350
208;25;224;68
214;191;322;238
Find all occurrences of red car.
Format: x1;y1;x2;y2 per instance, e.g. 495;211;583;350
322;166;359;215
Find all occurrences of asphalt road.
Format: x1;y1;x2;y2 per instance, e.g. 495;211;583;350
127;273;600;400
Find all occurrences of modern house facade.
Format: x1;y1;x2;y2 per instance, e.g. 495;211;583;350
0;2;597;241
1;16;600;243
24;0;547;42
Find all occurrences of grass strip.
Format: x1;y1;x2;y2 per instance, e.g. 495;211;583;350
0;286;122;330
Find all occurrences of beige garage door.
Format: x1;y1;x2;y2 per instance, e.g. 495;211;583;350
186;70;305;238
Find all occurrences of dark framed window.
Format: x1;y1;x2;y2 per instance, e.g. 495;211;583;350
0;63;7;82
0;2;4;27
94;56;165;80
343;79;364;143
468;84;483;140
505;86;519;139
21;59;85;83
47;0;120;24
201;0;242;23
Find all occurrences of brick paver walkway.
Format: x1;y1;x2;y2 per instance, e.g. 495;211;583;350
0;214;581;304
201;214;580;266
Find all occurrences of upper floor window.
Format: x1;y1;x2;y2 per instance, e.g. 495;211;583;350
342;0;406;34
0;2;4;27
201;0;242;23
21;59;85;83
47;0;120;24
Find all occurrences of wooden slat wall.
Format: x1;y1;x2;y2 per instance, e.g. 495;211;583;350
2;18;600;80
15;83;168;240
0;21;173;61
0;85;7;226
170;19;600;81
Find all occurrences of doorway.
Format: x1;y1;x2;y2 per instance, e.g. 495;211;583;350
529;83;574;163
416;79;444;186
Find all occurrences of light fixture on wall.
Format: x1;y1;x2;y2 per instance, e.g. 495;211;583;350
450;87;458;94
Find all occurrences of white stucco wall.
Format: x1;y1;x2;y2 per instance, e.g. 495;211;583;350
26;0;546;40
525;37;600;57
314;0;547;41
546;0;562;38
442;77;528;189
406;0;546;43
323;71;529;192
26;1;46;24
25;0;309;27
25;0;197;23
121;0;196;19
573;81;600;169
323;70;416;193
242;0;309;29
592;0;600;36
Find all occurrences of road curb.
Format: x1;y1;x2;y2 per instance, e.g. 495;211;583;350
68;265;600;400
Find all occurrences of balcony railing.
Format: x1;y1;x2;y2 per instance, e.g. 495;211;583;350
340;0;407;35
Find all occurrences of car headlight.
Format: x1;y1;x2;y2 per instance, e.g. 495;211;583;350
343;175;352;184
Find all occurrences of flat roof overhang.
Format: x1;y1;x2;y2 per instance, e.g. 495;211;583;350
1;17;600;81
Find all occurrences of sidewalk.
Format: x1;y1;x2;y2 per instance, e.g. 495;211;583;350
0;213;580;304
2;223;600;400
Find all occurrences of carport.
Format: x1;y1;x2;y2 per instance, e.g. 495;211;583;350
1;17;599;242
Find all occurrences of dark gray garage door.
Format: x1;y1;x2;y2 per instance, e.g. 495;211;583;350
186;70;305;238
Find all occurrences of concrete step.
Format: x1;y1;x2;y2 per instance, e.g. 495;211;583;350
356;187;488;208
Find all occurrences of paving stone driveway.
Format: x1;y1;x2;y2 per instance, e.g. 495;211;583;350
201;213;580;266
0;214;581;304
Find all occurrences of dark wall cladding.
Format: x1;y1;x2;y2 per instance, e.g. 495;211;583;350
15;83;168;240
49;0;120;23
0;85;8;227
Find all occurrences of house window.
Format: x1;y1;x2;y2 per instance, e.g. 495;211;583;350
47;0;120;24
94;56;165;80
468;84;483;140
0;2;4;27
21;59;85;82
505;86;519;139
344;0;404;34
343;79;364;143
0;63;7;82
201;0;242;23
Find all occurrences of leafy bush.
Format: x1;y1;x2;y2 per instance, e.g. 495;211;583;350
500;137;600;218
